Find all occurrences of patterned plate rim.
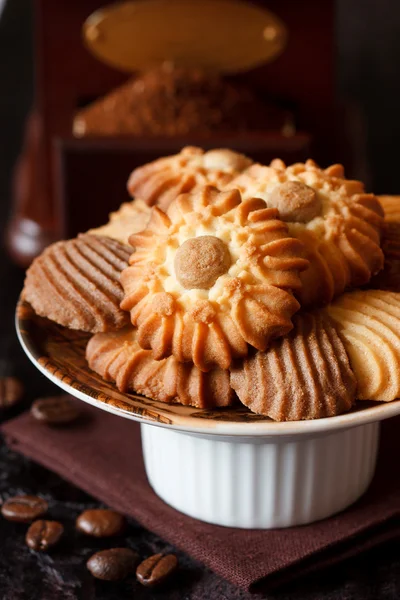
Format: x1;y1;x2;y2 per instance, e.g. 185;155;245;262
16;299;400;438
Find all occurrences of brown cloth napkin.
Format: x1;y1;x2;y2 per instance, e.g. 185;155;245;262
2;407;400;592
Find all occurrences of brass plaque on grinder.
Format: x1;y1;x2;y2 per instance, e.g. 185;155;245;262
83;0;287;73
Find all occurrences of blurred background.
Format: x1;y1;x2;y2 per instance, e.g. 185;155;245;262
0;0;399;272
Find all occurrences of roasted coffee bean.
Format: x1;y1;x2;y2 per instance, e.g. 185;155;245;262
136;553;178;587
76;509;126;537
87;548;139;581
0;377;24;409
25;520;64;551
1;495;48;523
31;395;80;425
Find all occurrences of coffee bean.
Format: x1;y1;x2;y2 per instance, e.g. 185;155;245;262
87;548;139;581
76;509;126;537
136;553;178;587
31;395;80;425
25;520;64;551
0;377;24;409
1;495;48;523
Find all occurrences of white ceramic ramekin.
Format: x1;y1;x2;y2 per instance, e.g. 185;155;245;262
141;421;379;529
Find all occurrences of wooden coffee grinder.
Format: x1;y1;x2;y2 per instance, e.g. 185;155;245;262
6;0;337;267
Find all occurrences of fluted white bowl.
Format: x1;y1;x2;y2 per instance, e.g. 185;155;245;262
142;421;379;528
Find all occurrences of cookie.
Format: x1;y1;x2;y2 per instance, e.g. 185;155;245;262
127;146;252;211
369;221;400;291
230;312;356;421
89;199;151;245
120;186;309;371
23;234;130;333
379;195;400;222
227;159;384;307
325;290;400;401
86;328;235;408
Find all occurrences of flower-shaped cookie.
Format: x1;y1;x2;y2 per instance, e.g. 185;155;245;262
369;221;400;291
120;186;309;371
89;198;151;245
379;195;400;222
86;327;235;408
127;146;253;211
369;196;400;290
227;159;385;307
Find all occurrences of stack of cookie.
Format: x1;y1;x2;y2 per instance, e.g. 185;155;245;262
23;148;400;421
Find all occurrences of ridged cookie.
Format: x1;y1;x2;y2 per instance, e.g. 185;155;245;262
23;234;130;333
127;146;252;211
121;186;309;371
230;312;356;421
86;328;235;408
325;290;400;401
89;199;151;245
227;159;384;307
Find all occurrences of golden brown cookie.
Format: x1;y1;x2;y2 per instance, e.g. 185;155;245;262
86;328;235;408
120;186;309;371
89;199;151;246
23;234;130;333
369;197;400;290
369;221;400;291
325;290;400;401
227;160;384;307
379;195;400;222
127;146;252;211
230;312;356;421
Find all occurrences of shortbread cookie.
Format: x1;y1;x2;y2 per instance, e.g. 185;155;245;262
325;290;400;401
120;186;309;371
230;312;356;421
127;146;252;211
23;234;130;333
370;221;400;291
227;160;384;307
86;328;235;408
379;195;400;222
89;199;151;245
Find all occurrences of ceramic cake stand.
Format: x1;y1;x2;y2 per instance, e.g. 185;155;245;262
16;300;400;529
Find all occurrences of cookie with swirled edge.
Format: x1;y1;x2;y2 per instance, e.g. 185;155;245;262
226;159;384;308
127;146;252;211
379;195;400;222
89;199;151;245
86;328;235;408
23;234;130;333
120;186;309;371
325;290;400;401
369;221;400;291
230;312;356;421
